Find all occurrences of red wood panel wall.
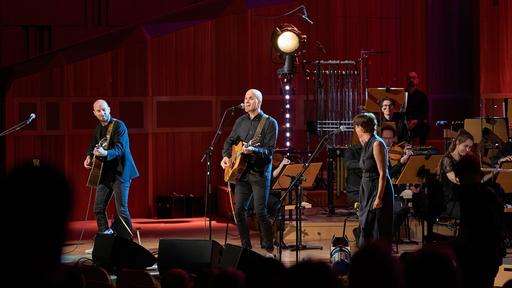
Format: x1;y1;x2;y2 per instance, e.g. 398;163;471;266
3;0;428;220
480;0;512;118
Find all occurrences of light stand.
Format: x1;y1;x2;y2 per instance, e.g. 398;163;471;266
201;106;240;240
277;127;350;262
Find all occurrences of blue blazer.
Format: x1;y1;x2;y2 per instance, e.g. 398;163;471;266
87;119;139;182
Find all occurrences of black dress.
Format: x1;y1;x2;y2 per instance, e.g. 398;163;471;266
439;154;460;218
358;134;394;247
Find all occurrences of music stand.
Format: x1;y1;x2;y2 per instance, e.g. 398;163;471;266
272;163;322;190
464;117;509;144
495;162;512;193
274;163;322;262
395;155;443;185
395;154;443;244
365;88;407;113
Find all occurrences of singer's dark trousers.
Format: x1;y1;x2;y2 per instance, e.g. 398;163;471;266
94;175;133;239
235;170;274;251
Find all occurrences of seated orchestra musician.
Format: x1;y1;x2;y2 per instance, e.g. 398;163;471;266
440;129;512;219
378;97;409;143
380;125;413;180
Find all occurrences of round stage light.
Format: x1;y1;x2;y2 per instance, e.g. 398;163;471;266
272;24;305;56
277;31;300;54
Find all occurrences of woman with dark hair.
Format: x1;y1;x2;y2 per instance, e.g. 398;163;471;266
438;129;474;219
353;113;394;247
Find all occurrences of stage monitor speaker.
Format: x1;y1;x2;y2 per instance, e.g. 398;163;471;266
92;234;156;272
157;239;223;275
220;244;267;273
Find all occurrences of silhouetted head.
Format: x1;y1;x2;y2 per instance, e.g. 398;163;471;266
401;245;460;288
348;241;402;288
1;162;73;286
288;260;339;288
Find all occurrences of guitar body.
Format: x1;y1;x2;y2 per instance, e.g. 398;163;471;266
87;156;104;187
224;141;249;183
87;137;109;187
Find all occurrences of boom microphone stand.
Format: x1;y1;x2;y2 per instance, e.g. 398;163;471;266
201;104;243;240
0;113;36;137
277;125;353;262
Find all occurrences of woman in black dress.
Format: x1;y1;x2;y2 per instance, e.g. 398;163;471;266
353;113;394;247
439;129;474;219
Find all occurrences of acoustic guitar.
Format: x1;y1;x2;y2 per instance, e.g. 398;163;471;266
224;140;258;183
87;137;109;187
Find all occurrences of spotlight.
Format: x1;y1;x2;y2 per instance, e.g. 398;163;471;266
285;85;290;90
277;31;300;54
272;24;306;76
273;24;304;54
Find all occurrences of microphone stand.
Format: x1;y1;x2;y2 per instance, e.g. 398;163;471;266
201;107;238;240
0;119;32;136
276;128;347;262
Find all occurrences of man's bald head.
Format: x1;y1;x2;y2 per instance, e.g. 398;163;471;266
246;89;263;105
93;99;111;124
93;99;109;110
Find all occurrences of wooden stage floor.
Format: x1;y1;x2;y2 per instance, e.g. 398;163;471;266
62;215;512;286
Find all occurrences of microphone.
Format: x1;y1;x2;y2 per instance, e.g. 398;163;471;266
301;6;314;24
229;103;244;110
26;113;36;124
302;14;314;24
336;125;354;133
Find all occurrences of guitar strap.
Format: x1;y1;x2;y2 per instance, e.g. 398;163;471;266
252;114;268;144
104;118;117;148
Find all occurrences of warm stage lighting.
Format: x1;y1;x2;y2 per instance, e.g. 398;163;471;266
272;24;306;76
272;24;304;55
272;24;306;152
277;31;300;54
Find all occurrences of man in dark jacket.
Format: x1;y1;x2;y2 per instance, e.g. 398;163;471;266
84;99;139;239
405;72;429;145
221;89;278;255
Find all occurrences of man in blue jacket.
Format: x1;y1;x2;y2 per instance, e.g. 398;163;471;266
84;99;139;239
